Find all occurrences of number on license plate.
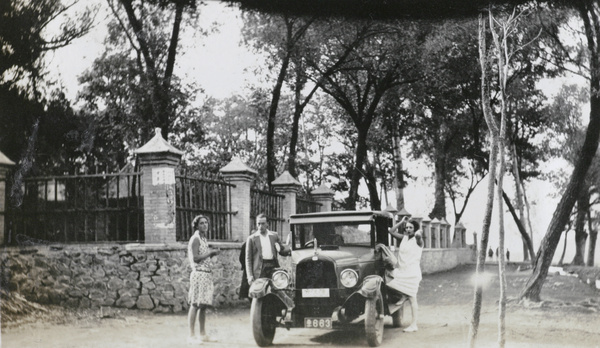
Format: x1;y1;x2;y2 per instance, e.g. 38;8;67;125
304;317;332;329
302;288;329;298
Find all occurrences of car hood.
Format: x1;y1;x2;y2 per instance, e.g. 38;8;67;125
292;247;375;267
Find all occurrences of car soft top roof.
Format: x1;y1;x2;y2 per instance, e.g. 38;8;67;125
289;210;391;224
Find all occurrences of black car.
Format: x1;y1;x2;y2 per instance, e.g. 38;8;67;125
248;211;409;347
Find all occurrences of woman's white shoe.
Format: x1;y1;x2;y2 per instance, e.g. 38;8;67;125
187;336;203;344
403;325;418;332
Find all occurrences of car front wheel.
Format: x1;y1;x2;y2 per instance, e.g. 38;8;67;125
251;297;277;346
365;292;384;347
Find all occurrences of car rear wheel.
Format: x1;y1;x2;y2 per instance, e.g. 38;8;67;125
365;293;384;347
251;297;276;346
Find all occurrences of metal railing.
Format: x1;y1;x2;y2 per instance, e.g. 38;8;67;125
250;187;284;236
296;195;322;214
175;174;235;241
4;172;143;245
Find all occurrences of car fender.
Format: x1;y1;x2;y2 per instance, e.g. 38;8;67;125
357;275;383;299
336;275;383;323
248;278;295;311
249;278;271;298
340;275;383;306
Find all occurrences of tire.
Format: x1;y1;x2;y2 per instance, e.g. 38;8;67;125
365;293;384;347
251;297;276;346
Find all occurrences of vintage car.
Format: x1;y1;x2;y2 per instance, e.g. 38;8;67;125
248;211;409;347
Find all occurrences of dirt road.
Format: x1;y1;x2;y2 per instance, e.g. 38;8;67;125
2;264;600;347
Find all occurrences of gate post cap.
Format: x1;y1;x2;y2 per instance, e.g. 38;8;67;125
220;157;258;175
0;150;15;167
135;128;183;156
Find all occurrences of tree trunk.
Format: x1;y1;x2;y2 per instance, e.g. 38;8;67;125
121;0;183;138
558;229;568;266
288;58;321;178
587;221;597;267
287;65;305;178
468;14;498;347
522;182;536;257
468;147;498;348
364;157;382;210
266;17;315;186
512;144;530;261
429;140;447;220
494;13;509;344
346;125;370;210
502;190;535;263
572;193;589;265
266;50;290;186
392;131;405;211
520;2;600;302
158;0;184;139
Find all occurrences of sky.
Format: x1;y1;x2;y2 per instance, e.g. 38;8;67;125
46;1;254;101
43;1;597;265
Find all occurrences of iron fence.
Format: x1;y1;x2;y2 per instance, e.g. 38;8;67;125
296;195;322;214
250;187;284;236
175;174;235;242
4;172;143;245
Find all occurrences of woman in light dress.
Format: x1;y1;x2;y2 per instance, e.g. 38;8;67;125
187;215;220;344
388;216;424;332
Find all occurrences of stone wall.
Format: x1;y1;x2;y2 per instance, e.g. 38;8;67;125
1;243;475;313
0;242;246;313
421;247;475;274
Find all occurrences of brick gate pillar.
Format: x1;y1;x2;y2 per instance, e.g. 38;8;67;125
431;218;441;248
311;184;334;212
452;221;466;248
0;151;15;245
272;171;301;238
220;158;257;242
421;217;431;248
440;218;449;248
135;128;183;244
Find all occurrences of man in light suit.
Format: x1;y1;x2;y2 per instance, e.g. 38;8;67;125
245;213;290;284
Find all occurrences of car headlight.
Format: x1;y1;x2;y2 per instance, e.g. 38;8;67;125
271;270;290;289
340;269;358;288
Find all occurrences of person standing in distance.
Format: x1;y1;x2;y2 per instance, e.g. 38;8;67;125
245;213;290;285
187;215;220;344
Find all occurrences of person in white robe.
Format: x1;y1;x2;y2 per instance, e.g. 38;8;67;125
387;216;423;332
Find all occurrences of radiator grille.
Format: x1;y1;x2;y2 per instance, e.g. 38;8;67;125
295;260;337;289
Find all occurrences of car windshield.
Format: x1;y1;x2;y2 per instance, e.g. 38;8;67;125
292;222;373;249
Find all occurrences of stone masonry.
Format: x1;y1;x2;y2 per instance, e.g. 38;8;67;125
0;242;246;312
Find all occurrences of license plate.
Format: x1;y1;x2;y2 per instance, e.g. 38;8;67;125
304;317;333;329
302;288;330;298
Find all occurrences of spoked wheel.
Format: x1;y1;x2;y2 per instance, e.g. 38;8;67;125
251;297;277;346
365;292;384;347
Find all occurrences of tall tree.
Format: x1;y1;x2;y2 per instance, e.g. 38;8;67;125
543;84;598;266
109;0;198;139
521;1;600;302
177;91;271;175
1;0;95;93
469;14;500;347
405;18;483;220
77;0;204;168
241;12;315;185
314;19;423;209
0;0;95;202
